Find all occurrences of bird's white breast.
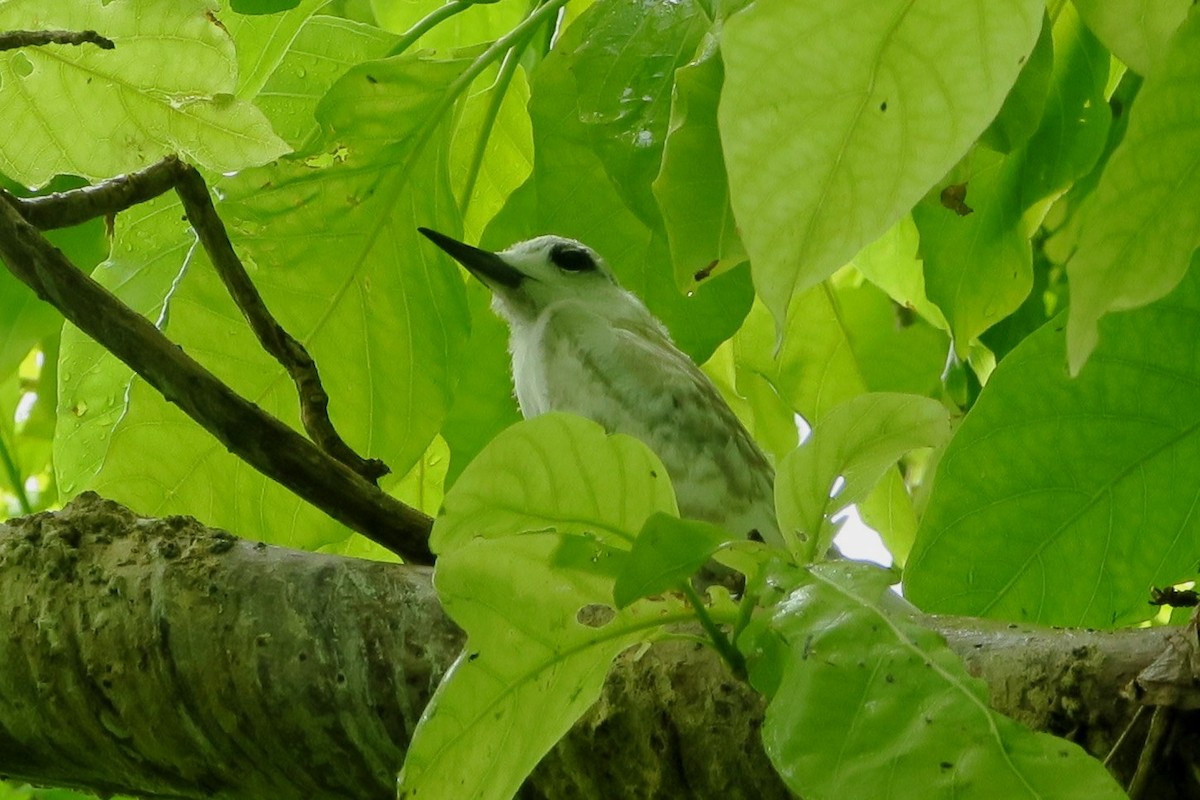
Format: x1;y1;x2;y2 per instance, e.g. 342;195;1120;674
502;296;780;545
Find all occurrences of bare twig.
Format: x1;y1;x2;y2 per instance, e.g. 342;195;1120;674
0;194;434;563
0;29;114;52
8;157;390;484
171;164;390;483
5;157;179;230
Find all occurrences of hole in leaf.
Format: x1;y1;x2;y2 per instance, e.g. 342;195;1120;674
576;604;615;628
11;52;33;78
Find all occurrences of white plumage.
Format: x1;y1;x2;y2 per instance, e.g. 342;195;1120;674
419;229;780;547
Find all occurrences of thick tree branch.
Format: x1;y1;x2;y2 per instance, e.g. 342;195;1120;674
1;496;1194;799
0;196;434;563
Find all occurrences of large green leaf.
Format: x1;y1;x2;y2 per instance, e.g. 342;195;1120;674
486;0;752;362
907;257;1200;627
1072;0;1191;75
1065;9;1200;373
222;0;326;99
0;0;288;186
407;414;688;799
57;52;471;550
250;14;399;146
719;0;1043;325
751;561;1125;799
401;532;692;800
223;54;472;478
775;393;951;561
433;413;677;552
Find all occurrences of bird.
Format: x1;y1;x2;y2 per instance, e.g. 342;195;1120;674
418;227;781;548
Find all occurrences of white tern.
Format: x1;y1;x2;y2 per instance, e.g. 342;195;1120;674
419;228;780;547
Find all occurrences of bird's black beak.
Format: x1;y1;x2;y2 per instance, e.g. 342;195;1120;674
418;228;525;289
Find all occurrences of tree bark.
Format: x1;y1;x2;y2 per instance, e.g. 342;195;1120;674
0;494;1189;799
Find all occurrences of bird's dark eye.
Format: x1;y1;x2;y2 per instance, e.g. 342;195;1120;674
549;244;597;273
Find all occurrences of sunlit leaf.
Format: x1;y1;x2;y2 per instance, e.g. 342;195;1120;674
1072;0;1191;75
400;532;691;800
247;12;399;146
1065;10;1200;373
776;393;951;561
917;7;1109;355
433;413;676;552
407;413;690;800
720;0;1042;325
0;0;288;186
222;0;325;97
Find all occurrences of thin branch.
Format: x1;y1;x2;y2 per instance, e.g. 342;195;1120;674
171;164;390;483
5;157;179;230
0;194;434;563
0;29;115;52
8;157;389;480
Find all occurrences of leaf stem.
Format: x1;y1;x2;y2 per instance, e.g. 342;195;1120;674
395;0;569;203
681;581;747;679
385;1;477;58
457;41;527;218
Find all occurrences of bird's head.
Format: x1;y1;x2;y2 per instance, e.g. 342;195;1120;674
418;228;643;327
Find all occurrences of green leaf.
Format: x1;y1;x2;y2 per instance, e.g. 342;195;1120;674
732;291;866;424
223;53;472;479
58;53;471;550
852;215;947;331
251;14;399;146
487;0;751;362
834;278;948;398
400;532;691;800
449;61;533;241
907;258;1200;627
370;0;528;47
776;393;951;561
652;29;744;288
432;413;678;553
750;561;1125;800
0;0;288;186
223;0;325;103
407;414;692;799
1072;0;1191;75
613;512;731;608
979;14;1054;154
1065;10;1200;373
719;0;1043;325
917;6;1109;354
